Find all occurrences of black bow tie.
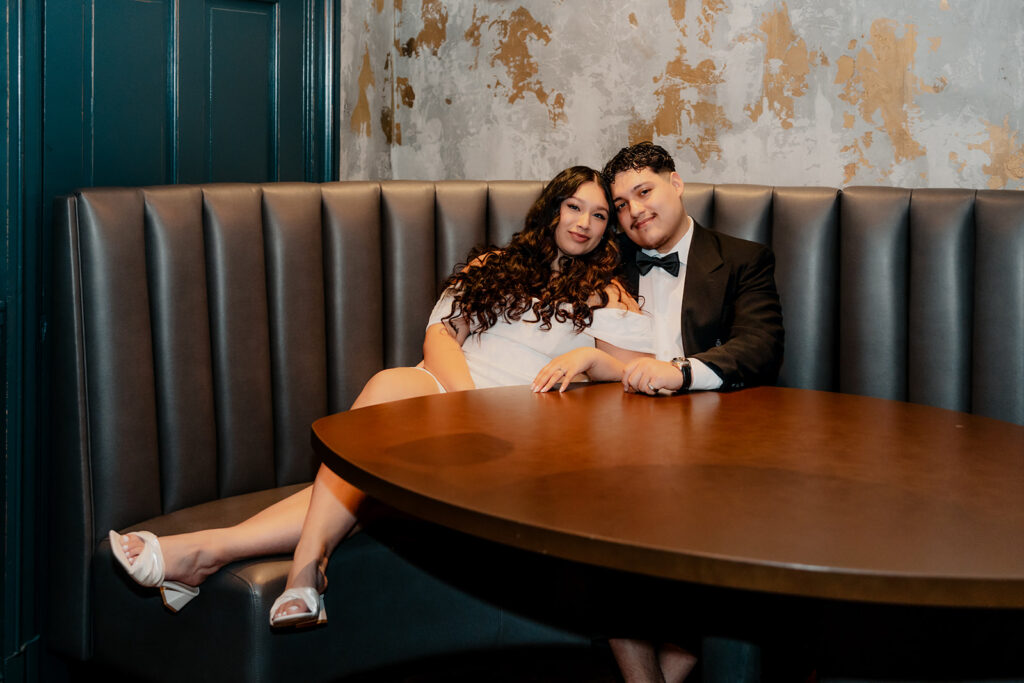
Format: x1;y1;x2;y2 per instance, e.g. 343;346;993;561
635;250;680;277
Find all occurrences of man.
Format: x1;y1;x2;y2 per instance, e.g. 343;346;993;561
605;141;783;397
602;142;785;683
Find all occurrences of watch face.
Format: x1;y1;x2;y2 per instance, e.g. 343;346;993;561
671;358;691;389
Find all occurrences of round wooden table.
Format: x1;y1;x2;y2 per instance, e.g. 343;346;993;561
312;384;1024;608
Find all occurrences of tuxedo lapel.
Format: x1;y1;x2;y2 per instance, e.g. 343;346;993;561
683;223;724;282
682;223;726;351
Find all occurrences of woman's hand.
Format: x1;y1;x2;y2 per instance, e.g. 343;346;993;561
532;348;601;393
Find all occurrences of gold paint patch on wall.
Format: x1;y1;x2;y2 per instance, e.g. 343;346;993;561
697;0;727;47
663;54;722;86
949;151;967;175
629;119;655;145
399;0;448;57
969;116;1024;189
351;47;376;137
651;70;686;138
742;3;811;130
631;1;731;166
669;0;686;24
464;6;486;71
485;7;566;125
383;50;396;145
465;6;484;48
643;50;730;164
686;100;731;164
381;107;394;144
397;77;416;108
841;135;873;185
836;19;946;168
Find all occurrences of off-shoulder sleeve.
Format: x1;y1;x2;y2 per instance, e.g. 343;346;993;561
426;288;461;329
586;308;655;353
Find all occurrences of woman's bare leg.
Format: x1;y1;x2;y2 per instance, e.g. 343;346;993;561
270;367;444;620
115;486;312;587
117;366;444;594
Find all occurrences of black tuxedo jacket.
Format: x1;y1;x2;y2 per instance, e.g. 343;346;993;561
618;222;784;390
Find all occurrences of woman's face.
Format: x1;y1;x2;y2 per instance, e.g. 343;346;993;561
552;180;610;259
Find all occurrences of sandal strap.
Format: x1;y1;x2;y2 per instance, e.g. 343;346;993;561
109;529;165;587
270;586;319;616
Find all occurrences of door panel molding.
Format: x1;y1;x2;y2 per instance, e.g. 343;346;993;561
45;0;333;192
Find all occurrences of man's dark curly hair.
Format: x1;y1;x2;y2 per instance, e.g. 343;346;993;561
601;141;676;187
441;165;621;334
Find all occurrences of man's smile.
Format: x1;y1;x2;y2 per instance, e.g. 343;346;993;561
632;214;654;231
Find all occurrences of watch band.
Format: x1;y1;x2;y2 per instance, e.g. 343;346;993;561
670;357;692;391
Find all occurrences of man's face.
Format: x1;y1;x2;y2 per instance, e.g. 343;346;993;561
610;168;688;254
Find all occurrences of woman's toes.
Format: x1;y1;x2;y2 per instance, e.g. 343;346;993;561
274;599;305;619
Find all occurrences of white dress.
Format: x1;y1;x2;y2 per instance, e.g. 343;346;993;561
426;290;655;389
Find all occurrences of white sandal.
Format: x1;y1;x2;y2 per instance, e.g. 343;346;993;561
268;587;327;628
108;530;200;612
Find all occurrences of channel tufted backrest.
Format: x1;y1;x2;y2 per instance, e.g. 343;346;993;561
54;180;1024;533
831;186;1022;423
686;182;843;394
686;184;1023;425
53;181;547;543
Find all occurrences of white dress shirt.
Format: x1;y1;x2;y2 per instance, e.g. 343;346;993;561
637;217;723;391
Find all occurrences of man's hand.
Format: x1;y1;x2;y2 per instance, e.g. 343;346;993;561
622;358;684;395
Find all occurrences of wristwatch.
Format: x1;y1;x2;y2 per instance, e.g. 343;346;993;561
670;357;692;392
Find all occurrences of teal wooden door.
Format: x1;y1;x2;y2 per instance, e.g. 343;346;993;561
44;0;334;193
0;1;336;679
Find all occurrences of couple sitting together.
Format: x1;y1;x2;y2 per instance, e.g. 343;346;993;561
110;141;784;683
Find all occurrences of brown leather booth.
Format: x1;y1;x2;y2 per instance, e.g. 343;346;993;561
49;181;1024;681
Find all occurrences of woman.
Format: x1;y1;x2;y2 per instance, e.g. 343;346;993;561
109;165;654;627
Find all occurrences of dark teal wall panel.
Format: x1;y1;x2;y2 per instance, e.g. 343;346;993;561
4;2;338;680
42;2;90;199
93;0;171;186
275;0;304;180
208;2;273;181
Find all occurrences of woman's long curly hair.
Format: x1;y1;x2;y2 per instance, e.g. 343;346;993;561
441;165;621;334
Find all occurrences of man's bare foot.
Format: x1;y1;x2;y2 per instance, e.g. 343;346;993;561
115;531;222;587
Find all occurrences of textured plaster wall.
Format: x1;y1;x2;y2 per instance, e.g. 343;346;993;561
338;1;1024;189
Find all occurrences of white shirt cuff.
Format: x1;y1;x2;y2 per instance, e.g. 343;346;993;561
687;357;723;391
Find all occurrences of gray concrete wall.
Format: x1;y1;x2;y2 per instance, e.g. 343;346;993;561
338;0;1024;189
